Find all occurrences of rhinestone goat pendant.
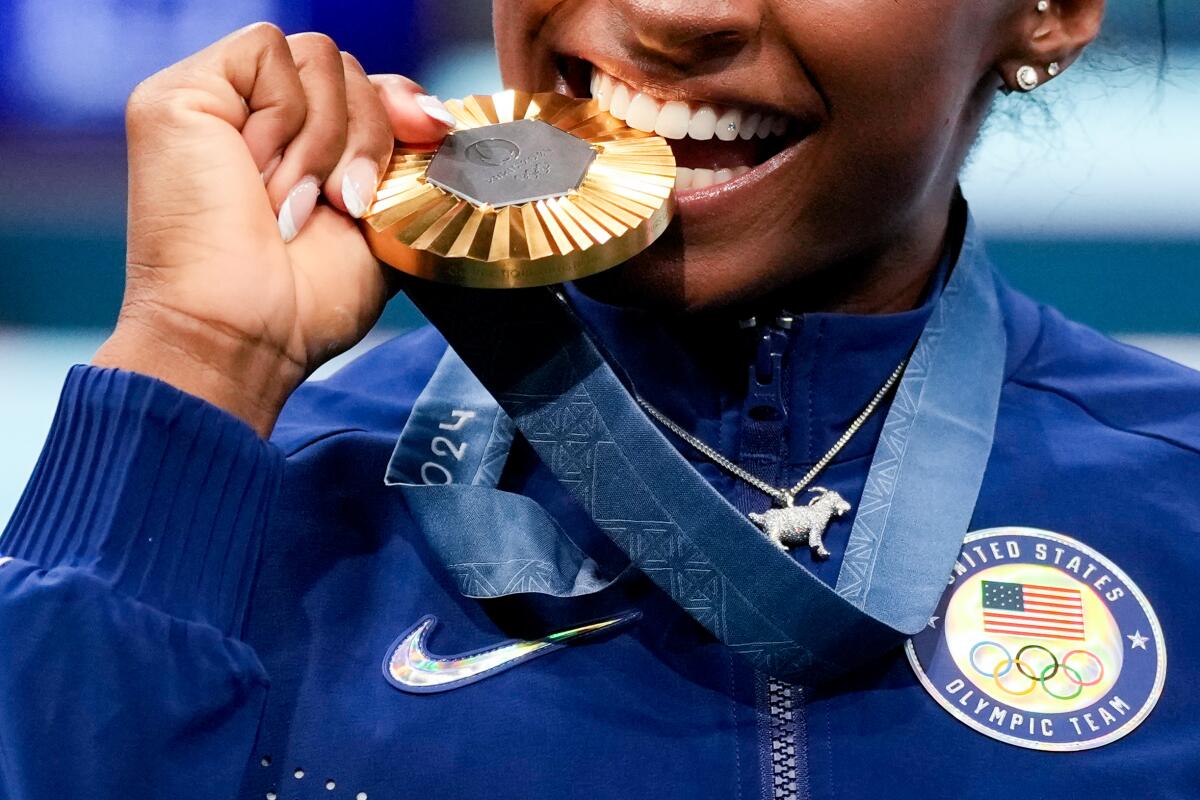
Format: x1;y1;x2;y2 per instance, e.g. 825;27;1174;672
749;488;851;559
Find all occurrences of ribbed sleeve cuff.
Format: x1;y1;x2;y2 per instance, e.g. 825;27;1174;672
1;365;282;637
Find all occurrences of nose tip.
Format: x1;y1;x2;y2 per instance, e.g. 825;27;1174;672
615;0;760;66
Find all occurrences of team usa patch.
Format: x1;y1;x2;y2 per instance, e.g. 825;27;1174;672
906;527;1166;751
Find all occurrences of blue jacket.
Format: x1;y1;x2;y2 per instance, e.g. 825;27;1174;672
2;228;1198;799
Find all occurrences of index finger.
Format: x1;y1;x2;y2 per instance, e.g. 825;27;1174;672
370;74;457;144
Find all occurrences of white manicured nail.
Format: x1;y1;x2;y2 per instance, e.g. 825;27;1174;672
415;94;457;128
341;158;378;219
278;176;320;243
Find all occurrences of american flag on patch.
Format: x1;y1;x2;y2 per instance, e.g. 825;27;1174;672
981;580;1085;641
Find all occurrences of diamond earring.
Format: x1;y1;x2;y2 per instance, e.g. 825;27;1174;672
1016;66;1040;92
1036;0;1050;11
1047;61;1061;77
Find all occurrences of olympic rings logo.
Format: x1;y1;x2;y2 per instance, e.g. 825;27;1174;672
970;641;1105;700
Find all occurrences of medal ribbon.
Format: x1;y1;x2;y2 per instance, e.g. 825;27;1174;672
389;216;1006;685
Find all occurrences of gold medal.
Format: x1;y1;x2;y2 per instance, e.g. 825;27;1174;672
361;90;675;289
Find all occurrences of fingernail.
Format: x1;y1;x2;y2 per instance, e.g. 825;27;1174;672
278;177;320;243
341;157;379;219
414;94;457;129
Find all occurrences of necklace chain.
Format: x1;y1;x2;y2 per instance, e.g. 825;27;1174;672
633;357;909;506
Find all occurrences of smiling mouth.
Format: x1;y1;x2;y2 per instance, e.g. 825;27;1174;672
556;57;806;194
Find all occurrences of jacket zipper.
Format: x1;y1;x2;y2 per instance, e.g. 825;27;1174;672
742;315;809;800
765;679;804;800
744;314;793;424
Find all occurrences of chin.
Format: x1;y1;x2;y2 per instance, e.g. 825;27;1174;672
568;209;686;309
572;224;787;314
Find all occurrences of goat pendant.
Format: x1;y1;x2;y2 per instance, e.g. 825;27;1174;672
749;487;851;559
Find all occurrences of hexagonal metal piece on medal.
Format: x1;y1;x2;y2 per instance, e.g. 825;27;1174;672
425;119;595;208
360;90;676;289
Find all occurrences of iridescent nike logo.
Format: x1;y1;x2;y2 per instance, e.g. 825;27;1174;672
382;612;639;694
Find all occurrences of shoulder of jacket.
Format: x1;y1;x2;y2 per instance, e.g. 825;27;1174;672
271;325;448;456
999;284;1200;455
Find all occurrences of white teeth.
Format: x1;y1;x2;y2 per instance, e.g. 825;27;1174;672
715;107;741;141
739;111;761;141
609;82;632;118
591;66;787;145
625;92;660;132
593;71;612;111
674;164;750;192
593;66;786;195
655;100;691;139
687;105;717;140
757;115;773;139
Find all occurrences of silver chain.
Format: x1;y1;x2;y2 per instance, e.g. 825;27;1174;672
633;357;909;507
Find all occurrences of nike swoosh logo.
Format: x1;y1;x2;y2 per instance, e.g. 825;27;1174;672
383;611;640;694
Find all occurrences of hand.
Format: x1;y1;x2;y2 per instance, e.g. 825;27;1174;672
93;23;458;435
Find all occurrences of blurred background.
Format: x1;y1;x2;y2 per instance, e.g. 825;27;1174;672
0;0;1197;523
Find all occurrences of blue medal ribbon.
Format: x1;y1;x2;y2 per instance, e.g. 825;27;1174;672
389;217;1006;684
385;354;615;598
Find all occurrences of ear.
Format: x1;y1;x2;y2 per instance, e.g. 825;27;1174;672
995;0;1106;92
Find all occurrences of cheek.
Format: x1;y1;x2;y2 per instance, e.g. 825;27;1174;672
493;0;545;73
493;0;561;51
792;2;986;196
494;0;583;89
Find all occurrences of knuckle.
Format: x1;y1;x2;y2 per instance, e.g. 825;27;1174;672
126;77;158;114
375;73;423;94
241;21;287;48
125;74;178;126
340;50;366;75
289;31;339;57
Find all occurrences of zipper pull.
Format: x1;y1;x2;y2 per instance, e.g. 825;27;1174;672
747;320;789;422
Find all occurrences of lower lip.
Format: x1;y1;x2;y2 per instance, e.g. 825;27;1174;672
672;136;810;214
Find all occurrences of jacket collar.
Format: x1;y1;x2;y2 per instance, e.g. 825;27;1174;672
563;212;960;469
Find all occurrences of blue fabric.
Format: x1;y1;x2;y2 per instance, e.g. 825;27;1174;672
0;365;281;635
0;366;275;797
833;225;1007;633
393;223;1003;681
389;350;620;599
384;350;516;489
3;218;1200;798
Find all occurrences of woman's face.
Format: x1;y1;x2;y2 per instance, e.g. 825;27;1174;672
491;0;1037;311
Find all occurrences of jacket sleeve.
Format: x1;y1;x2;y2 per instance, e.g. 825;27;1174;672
0;365;281;799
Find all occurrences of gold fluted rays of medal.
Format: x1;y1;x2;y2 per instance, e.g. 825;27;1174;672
361;90;676;289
